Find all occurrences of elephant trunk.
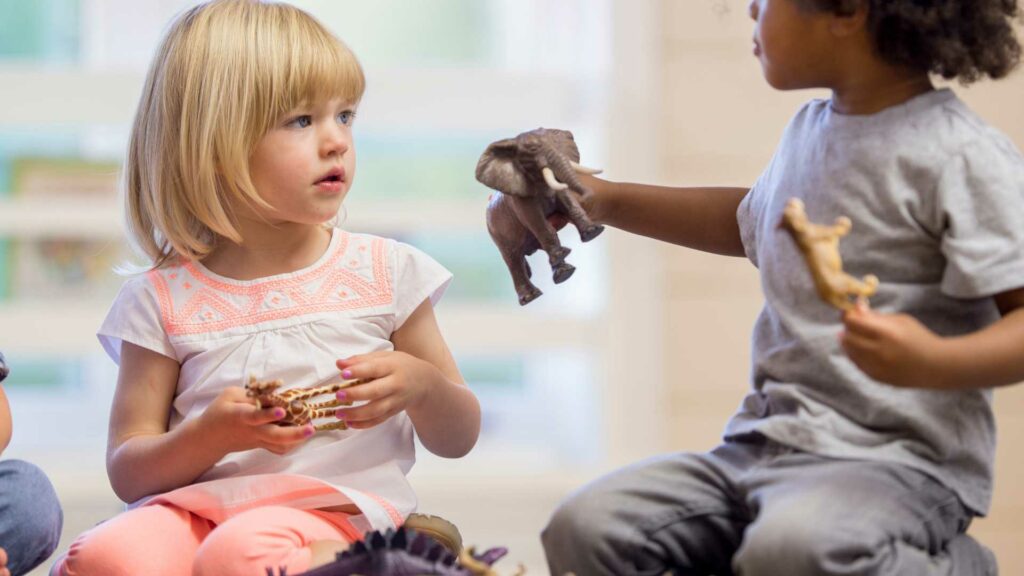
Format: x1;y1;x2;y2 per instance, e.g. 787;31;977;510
541;145;585;192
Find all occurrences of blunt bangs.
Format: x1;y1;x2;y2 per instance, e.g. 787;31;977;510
257;5;365;127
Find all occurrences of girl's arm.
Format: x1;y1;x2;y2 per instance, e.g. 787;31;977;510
0;385;11;455
392;301;480;457
107;342;311;503
842;287;1024;389
336;300;481;458
581;174;749;257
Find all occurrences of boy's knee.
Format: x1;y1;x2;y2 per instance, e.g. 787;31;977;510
543;490;610;551
733;510;841;576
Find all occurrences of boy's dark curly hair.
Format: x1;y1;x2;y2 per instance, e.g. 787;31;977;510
799;0;1022;83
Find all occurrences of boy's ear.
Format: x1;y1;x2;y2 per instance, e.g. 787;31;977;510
829;0;868;37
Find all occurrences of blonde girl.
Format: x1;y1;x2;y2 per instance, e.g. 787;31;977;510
55;2;480;574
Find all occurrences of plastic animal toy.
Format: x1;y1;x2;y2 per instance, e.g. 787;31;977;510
245;375;361;433
779;198;878;311
270;527;523;576
476;128;604;305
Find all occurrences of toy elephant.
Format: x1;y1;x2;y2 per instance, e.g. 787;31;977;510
475;128;604;305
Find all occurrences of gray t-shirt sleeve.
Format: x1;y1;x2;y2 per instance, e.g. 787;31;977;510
938;133;1024;299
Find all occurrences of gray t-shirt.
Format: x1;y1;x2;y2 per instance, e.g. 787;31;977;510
732;88;1024;514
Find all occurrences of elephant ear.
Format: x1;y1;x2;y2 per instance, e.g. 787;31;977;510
475;138;532;198
544;129;582;164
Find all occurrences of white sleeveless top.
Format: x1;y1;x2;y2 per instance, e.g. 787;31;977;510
98;229;452;532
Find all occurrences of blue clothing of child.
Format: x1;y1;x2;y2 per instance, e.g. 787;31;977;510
0;459;63;576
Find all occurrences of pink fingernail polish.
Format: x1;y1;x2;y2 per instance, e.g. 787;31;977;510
274;409;285;418
336;391;347;401
335;409;345;419
303;426;314;437
342;369;353;379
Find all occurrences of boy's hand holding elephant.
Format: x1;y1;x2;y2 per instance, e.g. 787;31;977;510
476;128;604;305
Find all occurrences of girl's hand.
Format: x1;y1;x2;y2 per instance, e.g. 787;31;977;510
0;546;9;576
333;352;442;429
840;305;948;389
196;386;314;455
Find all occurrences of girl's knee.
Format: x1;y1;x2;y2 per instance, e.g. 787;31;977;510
193;507;334;576
59;505;204;576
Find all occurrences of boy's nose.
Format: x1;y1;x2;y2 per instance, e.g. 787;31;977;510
748;0;759;20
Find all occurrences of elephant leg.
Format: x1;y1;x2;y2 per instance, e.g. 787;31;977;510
557;189;604;242
500;246;542;306
511;196;571;265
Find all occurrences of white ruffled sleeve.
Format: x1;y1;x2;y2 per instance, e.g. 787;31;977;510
97;274;176;364
390;241;453;331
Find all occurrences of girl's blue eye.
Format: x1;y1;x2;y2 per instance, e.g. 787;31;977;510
288;115;312;128
337;110;356;126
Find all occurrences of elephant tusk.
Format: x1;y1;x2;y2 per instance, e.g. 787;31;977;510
571;161;603;175
542;167;569;191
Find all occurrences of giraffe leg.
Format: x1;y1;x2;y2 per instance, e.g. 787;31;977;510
314;421;349;432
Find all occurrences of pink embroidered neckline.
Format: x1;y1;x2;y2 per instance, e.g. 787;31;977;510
149;231;394;336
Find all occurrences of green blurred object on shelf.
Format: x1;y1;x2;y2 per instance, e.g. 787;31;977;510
0;0;80;63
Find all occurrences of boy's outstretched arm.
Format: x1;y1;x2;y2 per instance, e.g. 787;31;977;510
580;174;749;257
842;287;1024;389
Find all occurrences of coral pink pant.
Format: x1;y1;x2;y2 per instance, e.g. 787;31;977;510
56;504;362;576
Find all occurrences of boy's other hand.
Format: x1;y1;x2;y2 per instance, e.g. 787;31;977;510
0;546;9;576
840;305;949;389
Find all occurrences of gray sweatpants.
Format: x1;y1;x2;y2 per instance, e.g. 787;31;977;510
0;460;63;576
542;437;997;576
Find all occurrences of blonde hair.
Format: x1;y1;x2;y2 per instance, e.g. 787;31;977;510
125;0;365;268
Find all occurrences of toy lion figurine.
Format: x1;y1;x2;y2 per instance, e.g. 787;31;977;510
779;198;878;311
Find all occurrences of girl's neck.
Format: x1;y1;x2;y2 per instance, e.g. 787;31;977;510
201;223;334;281
829;66;934;116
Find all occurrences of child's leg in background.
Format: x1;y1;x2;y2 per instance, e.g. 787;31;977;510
192;506;362;576
57;503;212;576
732;447;996;576
542;441;762;576
0;460;63;576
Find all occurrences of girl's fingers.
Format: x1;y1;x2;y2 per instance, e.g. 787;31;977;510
345;414;392;429
260;423;314;445
336;396;396;425
336;377;393;404
244;405;288;426
336;359;392;383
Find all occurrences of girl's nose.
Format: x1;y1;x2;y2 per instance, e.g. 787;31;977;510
320;126;350;157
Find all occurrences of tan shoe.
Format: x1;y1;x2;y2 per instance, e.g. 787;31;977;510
403;513;463;555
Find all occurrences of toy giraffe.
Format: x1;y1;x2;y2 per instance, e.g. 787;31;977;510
779;198;879;311
245;375;362;432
